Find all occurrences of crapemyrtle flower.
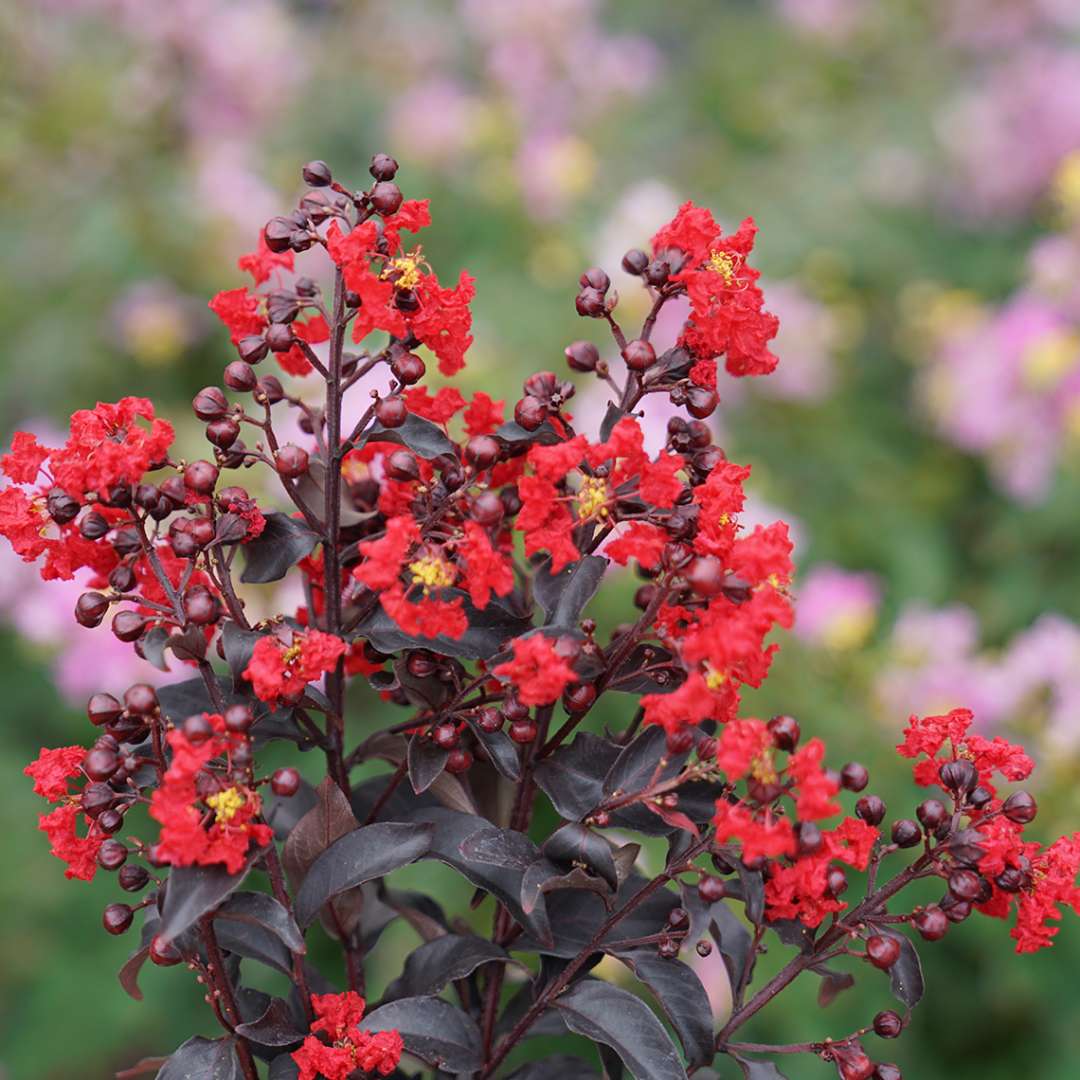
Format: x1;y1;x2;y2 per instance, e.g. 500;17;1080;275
292;992;404;1080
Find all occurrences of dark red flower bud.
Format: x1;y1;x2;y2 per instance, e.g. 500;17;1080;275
391;351;425;384
465;435;502;470
698;875;726;903
76;591;110;628
432;723;459;750
685;556;725;597
622;248;649;275
82;783;116;818
854;795;885;826
826;866;849;896
948;869;983;902
193;386;228;421
302;160;332;187
370;153;399;181
264;217;295;253
913;905;948;941
124;684;157;715
88;693;124;726
891;819;921;848
149;935;183;965
406;650;437;678
276;445;310;480
509;719;538;744
206;418;240;450
939;759;977;794
873;1010;903;1039
1003;790;1038;824
477;708;503;733
686;386;719;419
84;747;119;782
111;610;147;642
183;460;219;495
470;490;505;527
768;714;801;751
446;748;473;774
866;935;900;970
97;839;128;871
271;767;301;797
563;683;596;714
796;821;824;856
237;335;269;365
565;340;600;372
224;704;254;733
375;395;408;428
908;803;942;837
386;449;420;482
514;395;548;431
79;511;110;540
840;762;869;792
644;259;670;286
103;903;134;935
622;339;656;371
575;287;606;317
119;864;150;892
874;1065;902;1080
371;181;403;215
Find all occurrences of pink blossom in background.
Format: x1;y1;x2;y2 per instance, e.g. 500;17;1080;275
937;46;1080;219
940;0;1080;51
920;291;1080;501
794;565;881;650
876;603;1080;756
773;0;867;44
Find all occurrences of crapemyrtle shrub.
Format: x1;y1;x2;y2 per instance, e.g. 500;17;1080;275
4;155;1079;1080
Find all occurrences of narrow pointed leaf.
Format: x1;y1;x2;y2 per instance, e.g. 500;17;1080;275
361;995;482;1073
156;1036;240;1079
294;822;434;928
159;864;249;943
240;512;319;583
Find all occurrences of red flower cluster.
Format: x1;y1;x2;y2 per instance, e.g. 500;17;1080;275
0;398;173;582
493;635;578;707
899;708;1080;952
149;713;271;874
243;629;347;705
291;992;404;1080
650;202;779;378
24;746;104;881
325;201;474;375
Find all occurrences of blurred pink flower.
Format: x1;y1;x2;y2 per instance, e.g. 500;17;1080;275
794;565;881;650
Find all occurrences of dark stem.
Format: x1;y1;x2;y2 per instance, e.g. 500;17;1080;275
199;915;259;1080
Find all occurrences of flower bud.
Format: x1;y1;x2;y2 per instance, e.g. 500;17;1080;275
1003;790;1037;824
622;339;656;371
276;445;310;480
565;340;599;372
375;395;408;428
302;160;332;187
370;153;399;181
371;181;403;215
193;386;228;421
622;248;649;275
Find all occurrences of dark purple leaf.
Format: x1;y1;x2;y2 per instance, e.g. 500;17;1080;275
294;822;434;928
534;732;620;821
215;891;305;955
159;864;249;943
878;927;924;1007
542;823;619;891
407;734;449;794
731;1054;790;1079
156;1036;240;1079
222;623;269;686
534;554;608;628
240;512;319;584
507;1056;600;1079
233;997;306;1048
383;934;508;1002
360;995;482;1073
355;412;456;459
495;418;561;446
553;979;688;1080
464;716;521;781
616;949;714;1067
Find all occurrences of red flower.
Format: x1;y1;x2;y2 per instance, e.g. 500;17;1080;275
380;581;468;640
238;233;294;285
897;708;1033;796
38;803;102;882
713;718;773;782
243;629;347;705
605;522;668;570
149;713;272;874
1;431;49;484
463;391;505;436
515;474;579;573
458;521;514;609
403;386;467;425
292;992;404;1080
787;738;841;821
638;453;685;508
209;287;266;343
354;515;419;591
493;635;577;707
652;205;779;377
411;270;476;376
25;745;86;801
713;800;795;863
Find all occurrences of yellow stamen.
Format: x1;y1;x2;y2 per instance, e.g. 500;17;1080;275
576;476;610;521
704;667;726;691
206;787;246;824
708;250;739;285
281;643;303;665
382;248;424;291
750;753;778;786
409;555;455;592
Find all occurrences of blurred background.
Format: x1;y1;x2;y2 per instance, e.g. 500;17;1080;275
3;1;1080;1077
